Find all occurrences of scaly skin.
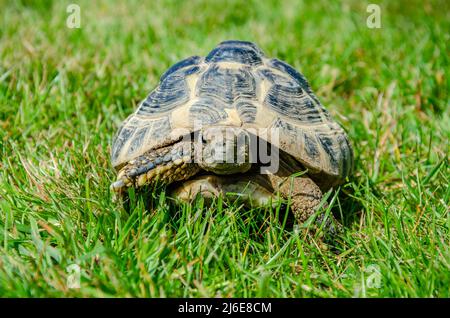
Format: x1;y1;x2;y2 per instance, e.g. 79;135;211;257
111;141;200;192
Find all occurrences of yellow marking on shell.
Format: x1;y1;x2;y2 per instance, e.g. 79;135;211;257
215;62;245;69
220;108;243;126
170;101;194;129
169;70;200;129
257;75;270;101
185;74;199;99
253;79;278;128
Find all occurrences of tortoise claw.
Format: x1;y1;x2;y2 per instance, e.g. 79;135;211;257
110;179;126;192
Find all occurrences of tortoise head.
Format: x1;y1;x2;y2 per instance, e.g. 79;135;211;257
196;126;252;175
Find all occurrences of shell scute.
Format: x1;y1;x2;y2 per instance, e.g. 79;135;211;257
316;133;340;173
267;58;310;88
205;41;263;66
160;55;202;82
196;64;256;104
128;127;148;155
264;83;323;123
112;126;136;162
138;65;201;115
235;100;257;123
189;97;229;125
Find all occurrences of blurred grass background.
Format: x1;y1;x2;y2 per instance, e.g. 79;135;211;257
0;0;448;297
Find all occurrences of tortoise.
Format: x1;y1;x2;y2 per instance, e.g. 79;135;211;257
111;40;353;231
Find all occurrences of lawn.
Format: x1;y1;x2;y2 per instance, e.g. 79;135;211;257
0;0;448;297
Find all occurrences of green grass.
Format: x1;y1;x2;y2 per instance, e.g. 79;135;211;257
0;0;449;297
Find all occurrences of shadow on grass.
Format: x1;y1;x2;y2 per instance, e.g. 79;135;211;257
331;177;365;229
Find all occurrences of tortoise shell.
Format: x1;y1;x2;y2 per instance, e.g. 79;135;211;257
112;41;353;188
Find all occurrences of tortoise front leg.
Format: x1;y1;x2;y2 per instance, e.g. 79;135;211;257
266;173;340;236
111;141;200;192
